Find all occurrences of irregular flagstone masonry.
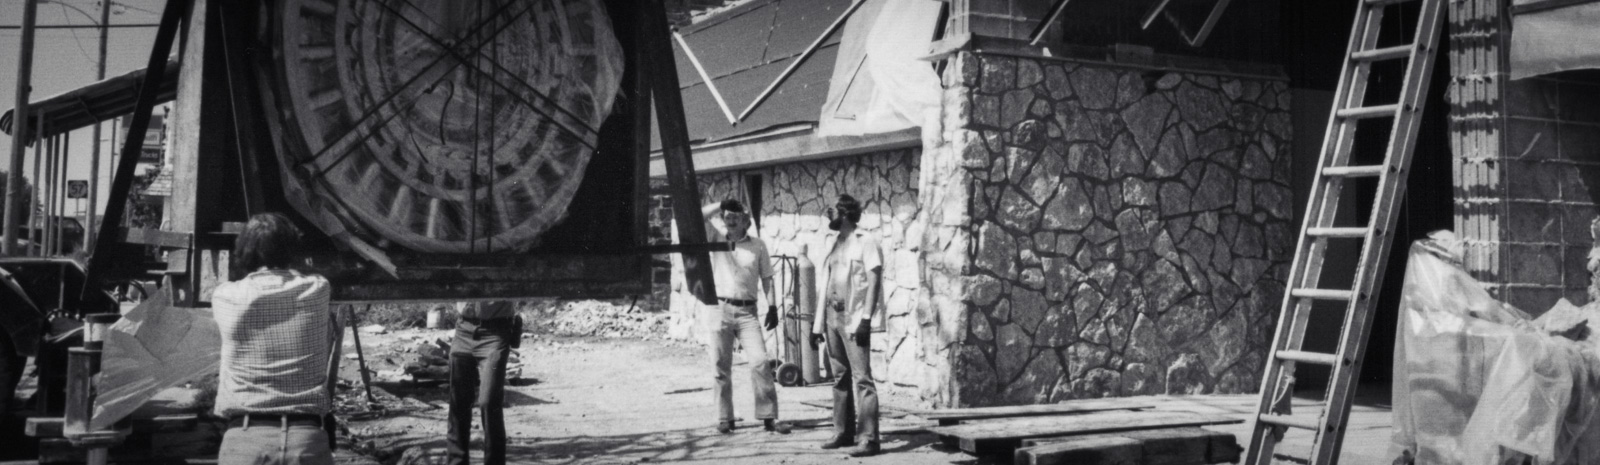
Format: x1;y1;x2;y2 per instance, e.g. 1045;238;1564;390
664;149;928;396
923;52;1293;407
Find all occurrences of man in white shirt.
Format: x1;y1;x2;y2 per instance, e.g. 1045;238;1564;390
212;212;336;465
701;199;788;434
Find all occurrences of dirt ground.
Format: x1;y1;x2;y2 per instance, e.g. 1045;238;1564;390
334;329;992;465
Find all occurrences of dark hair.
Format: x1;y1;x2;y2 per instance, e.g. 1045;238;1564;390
835;194;862;223
720;199;746;214
233;212;303;272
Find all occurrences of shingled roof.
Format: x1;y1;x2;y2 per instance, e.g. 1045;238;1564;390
652;0;853;149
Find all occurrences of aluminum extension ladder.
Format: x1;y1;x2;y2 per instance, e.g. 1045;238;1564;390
1246;0;1445;463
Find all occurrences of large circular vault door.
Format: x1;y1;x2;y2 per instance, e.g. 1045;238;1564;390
261;0;625;253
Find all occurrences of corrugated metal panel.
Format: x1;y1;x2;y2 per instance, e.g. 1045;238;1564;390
0;60;180;144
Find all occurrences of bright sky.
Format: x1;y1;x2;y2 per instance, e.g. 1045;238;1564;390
1;0;166;219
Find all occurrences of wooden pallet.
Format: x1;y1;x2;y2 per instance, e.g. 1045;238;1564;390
928;410;1242;455
1015;427;1242;465
915;399;1154;425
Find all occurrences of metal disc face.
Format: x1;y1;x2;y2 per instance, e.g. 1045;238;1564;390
262;0;624;253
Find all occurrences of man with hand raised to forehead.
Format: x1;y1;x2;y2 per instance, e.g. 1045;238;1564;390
701;199;789;434
810;194;883;457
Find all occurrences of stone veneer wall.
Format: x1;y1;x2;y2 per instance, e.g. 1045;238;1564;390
1449;0;1600;312
664;148;929;396
921;51;1294;407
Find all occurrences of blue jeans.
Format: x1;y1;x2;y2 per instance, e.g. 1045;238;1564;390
219;421;332;465
448;320;512;465
825;300;878;444
709;302;778;422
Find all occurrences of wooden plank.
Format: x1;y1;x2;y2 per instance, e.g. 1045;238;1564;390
927;410;1242;455
27;414;202;438
1017;436;1142;465
915;399;1153;425
641;0;717;306
116;227;192;249
1017;427;1242;465
82;0;186;298
798;399;910;419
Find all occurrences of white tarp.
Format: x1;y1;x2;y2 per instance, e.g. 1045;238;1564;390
1390;231;1600;464
92;292;220;430
1510;0;1600;79
815;0;943;137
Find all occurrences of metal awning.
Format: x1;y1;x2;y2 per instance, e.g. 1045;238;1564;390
1511;0;1600;14
0;59;179;144
1510;0;1600;79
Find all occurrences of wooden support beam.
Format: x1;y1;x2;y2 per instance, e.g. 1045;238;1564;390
630;242;735;255
1015;427;1242;465
915;399;1153;426
643;0;718;305
83;0;188;301
27;414;200;439
927;410;1242;455
116;227;192;249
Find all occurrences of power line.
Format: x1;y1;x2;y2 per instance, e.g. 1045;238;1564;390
108;0;159;16
55;2;99;67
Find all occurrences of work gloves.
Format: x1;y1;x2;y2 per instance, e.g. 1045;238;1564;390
854;320;872;346
810;321;874;349
764;305;779;331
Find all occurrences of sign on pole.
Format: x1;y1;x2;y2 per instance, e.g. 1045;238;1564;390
68;180;88;199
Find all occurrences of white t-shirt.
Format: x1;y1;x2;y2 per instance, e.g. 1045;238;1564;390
710;235;774;301
713;234;774;300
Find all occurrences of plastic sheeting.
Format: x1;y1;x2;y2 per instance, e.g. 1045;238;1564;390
814;0;943;137
92;292;220;430
1390;231;1600;464
1510;0;1600;79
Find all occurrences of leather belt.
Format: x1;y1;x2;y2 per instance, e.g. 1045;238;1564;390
718;297;757;307
229;413;324;429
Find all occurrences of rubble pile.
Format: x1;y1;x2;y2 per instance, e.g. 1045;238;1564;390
522;299;667;339
397;337;525;382
331;383;435;418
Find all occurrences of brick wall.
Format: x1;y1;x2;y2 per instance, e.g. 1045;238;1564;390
1449;0;1600;312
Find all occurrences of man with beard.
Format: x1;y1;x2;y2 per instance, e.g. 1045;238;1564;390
811;194;882;457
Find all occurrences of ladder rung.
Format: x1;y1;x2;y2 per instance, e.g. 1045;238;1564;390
1258;413;1322;432
1277;349;1341;366
1306;227;1368;238
1322;165;1385;177
1290;288;1354;301
1336;104;1402;120
1351;45;1412;62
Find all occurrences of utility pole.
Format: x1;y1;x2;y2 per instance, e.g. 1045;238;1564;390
4;0;41;255
87;0;113;251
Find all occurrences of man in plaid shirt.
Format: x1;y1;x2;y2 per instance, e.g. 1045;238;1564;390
213;212;337;465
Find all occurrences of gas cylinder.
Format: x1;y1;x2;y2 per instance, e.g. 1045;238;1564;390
796;244;822;383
